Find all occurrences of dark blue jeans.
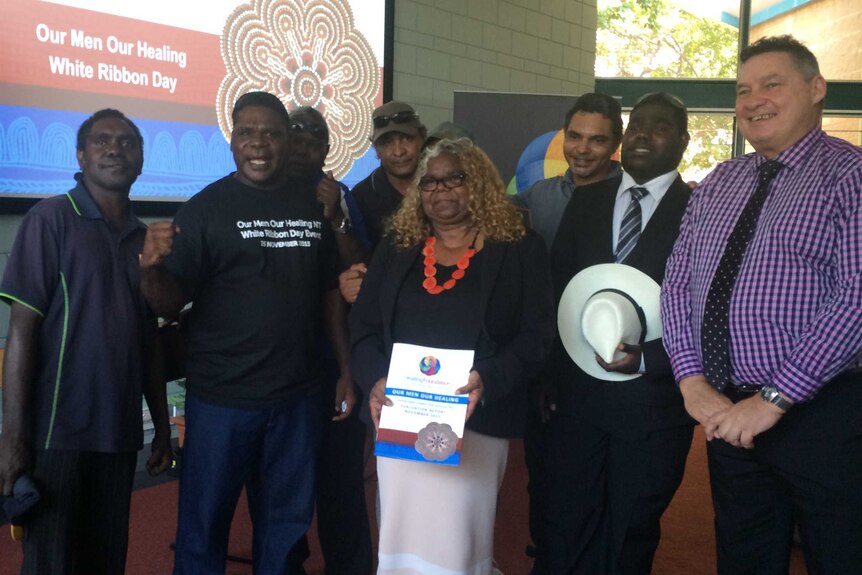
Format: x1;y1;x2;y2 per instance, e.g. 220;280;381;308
173;393;320;575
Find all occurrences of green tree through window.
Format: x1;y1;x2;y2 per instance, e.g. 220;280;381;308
597;0;739;178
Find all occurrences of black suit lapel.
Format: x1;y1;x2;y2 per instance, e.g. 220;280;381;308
379;244;421;339
623;177;690;267
478;241;505;314
579;179;619;262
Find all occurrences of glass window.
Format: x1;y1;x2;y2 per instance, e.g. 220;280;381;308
597;0;739;80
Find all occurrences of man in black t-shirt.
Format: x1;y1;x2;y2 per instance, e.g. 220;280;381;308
140;92;352;573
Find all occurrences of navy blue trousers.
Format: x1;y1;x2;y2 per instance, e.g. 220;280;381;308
710;373;862;575
173;393;320;575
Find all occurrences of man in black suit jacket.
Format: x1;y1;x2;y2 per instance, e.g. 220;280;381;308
543;93;695;574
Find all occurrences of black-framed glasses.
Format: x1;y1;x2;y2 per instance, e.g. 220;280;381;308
418;172;466;192
373;111;418;129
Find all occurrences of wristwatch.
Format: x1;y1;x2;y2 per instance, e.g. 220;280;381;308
332;216;351;235
760;385;793;412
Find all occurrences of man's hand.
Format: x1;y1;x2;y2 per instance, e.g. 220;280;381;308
678;374;733;425
141;221;179;269
704;394;785;448
596;342;642;374
317;172;344;222
369;377;391;431
456;370;484;421
332;375;356;422
0;434;30;497
339;263;367;304
146;433;173;476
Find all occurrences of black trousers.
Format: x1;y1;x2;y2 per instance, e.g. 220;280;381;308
709;373;862;575
22;449;137;575
524;393;550;574
544;410;692;575
289;384;372;575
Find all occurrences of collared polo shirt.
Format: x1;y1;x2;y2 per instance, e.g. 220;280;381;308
351;167;404;251
1;175;148;452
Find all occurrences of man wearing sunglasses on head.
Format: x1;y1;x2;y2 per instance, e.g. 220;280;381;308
339;101;427;304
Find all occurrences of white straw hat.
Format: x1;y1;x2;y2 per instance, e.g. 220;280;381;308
558;263;662;381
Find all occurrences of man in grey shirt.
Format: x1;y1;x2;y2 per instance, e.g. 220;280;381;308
513;93;623;249
516;92;622;574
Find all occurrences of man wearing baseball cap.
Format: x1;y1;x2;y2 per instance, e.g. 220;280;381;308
339;101;426;303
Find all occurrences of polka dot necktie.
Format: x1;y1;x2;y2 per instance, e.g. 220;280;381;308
701;160;783;390
615;186;647;263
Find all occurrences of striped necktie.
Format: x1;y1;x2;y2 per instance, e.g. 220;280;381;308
701;160;783;390
615;186;647;263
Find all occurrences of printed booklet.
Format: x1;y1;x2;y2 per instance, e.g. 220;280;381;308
375;343;474;466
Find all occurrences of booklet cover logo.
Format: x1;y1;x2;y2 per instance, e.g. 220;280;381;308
419;355;441;376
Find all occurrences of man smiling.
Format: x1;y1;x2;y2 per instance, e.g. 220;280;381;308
662;35;862;573
513;93;623;250
140;92;351;574
544;92;694;574
515;92;623;573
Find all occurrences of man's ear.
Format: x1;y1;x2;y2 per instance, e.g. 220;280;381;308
810;74;827;107
76;149;85;170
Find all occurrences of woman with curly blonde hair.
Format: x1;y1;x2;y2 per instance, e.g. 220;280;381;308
388;138;526;247
350;137;555;574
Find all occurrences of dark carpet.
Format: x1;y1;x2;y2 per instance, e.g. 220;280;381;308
0;427;806;574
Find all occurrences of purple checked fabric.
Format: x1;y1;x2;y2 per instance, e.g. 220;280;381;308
661;128;862;402
700;160;783;391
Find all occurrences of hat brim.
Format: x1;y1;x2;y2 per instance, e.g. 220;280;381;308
372;123;420;144
558;263;662;382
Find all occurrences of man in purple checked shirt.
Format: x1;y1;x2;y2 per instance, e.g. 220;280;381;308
661;35;862;574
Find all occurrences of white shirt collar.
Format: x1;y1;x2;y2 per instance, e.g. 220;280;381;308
617;170;680;203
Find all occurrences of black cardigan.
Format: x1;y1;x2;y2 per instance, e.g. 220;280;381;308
349;230;555;438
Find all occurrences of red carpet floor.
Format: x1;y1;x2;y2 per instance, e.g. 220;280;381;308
0;427;806;574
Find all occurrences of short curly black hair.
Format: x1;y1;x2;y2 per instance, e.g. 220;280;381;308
631;92;688;135
76;109;143;153
231;91;290;127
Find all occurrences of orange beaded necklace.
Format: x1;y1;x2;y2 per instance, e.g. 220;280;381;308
421;234;478;295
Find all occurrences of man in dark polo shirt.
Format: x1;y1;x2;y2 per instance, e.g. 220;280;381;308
0;109;173;574
140;92;352;574
338;101;426;303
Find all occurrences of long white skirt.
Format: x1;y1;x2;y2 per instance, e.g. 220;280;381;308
376;429;509;575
